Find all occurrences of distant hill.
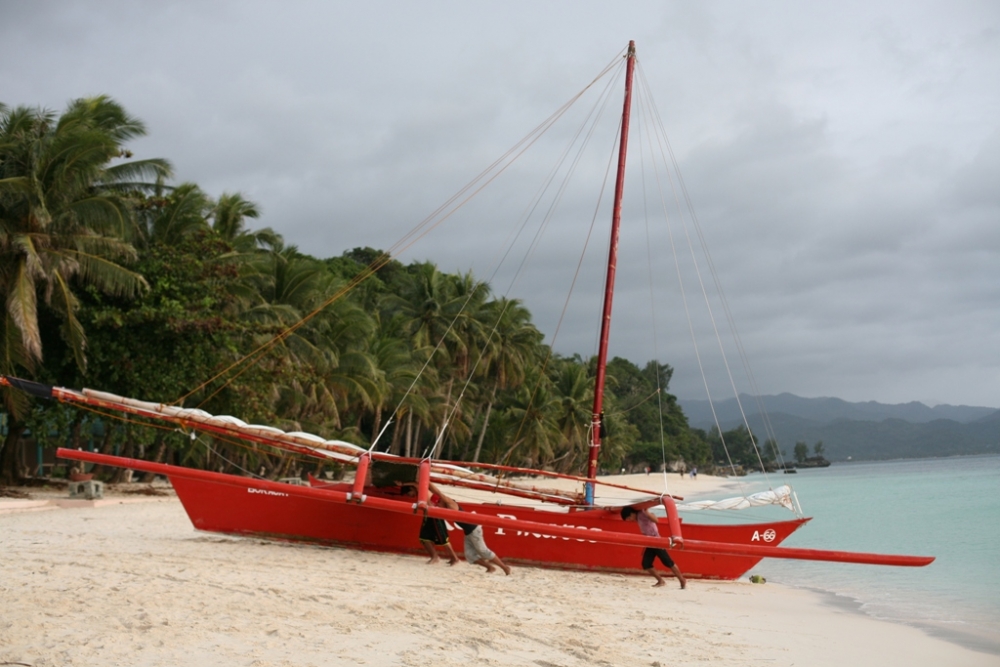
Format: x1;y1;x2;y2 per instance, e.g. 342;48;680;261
680;393;997;425
678;394;1000;462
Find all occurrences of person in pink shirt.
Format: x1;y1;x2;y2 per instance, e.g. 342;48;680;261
620;506;687;588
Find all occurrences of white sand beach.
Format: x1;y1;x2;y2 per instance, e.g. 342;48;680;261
1;475;996;667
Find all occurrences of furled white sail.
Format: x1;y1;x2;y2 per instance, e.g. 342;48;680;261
677;485;797;512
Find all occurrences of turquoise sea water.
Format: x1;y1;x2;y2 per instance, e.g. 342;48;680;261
685;455;1000;655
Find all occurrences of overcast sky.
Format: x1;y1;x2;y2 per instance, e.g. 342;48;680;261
2;1;998;408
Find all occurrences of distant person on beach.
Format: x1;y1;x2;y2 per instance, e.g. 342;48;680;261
401;483;459;565
429;483;511;575
620;506;687;589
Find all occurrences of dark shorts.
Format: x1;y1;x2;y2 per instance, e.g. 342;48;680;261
642;547;675;570
419;517;449;546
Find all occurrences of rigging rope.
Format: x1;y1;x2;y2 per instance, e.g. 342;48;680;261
174;51;626;411
635;78;674;498
632;62;788;494
42;45;798;515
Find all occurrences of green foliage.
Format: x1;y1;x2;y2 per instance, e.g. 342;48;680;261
0;96;170;404
0;96;171;482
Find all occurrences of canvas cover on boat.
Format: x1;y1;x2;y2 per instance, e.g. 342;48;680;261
677;485;796;512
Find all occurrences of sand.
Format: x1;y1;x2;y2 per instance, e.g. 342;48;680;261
2;476;996;667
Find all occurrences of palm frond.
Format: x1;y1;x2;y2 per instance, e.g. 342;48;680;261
103;158;174;184
50;271;88;372
6;261;41;362
57;247;148;297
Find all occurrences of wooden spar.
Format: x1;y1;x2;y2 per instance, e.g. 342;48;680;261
56;448;934;568
4;376;681;504
311;473;581;506
429;460;682;500
587;40;637;503
421;476;581;505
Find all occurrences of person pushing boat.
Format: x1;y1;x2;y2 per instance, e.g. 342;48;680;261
621;506;687;589
429;483;511;575
401;483;459;565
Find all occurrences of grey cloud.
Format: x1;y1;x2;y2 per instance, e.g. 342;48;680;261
2;1;998;407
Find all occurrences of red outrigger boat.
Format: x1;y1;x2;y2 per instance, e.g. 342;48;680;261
2;42;934;579
0;376;934;579
16;377;928;578
2;369;933;579
34;395;930;577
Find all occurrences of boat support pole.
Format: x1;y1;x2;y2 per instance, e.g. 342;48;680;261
415;459;431;513
348;454;370;503
661;496;684;547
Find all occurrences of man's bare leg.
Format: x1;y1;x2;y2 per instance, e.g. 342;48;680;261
474;559;496;573
669;564;687;589
646;567;666;587
443;543;459;566
489;556;511;575
420;540;440;564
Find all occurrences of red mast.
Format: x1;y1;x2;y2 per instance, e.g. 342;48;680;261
586;41;637;504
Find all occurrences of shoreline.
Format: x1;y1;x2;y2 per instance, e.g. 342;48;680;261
740;455;1000;659
806;583;1000;658
3;488;996;666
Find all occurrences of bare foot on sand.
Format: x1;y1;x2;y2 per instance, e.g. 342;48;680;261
427;556;440;564
500;563;511;576
448;556;459;566
485;564;496;573
652;580;666;587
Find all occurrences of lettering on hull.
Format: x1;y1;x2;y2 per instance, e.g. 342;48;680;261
491;514;601;543
751;529;777;542
248;488;289;497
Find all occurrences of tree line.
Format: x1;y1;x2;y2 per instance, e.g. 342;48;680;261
0;97;780;485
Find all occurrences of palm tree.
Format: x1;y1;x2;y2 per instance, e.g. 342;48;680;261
548;358;595;472
244;245;377;438
470;298;542;461
434;271;490;458
0;97;171;375
498;375;561;468
366;317;420;448
0;96;170;482
211;192;279;252
386;262;466;353
131;182;212;247
384;263;489;458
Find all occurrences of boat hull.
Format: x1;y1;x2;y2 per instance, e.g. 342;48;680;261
168;468;806;581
